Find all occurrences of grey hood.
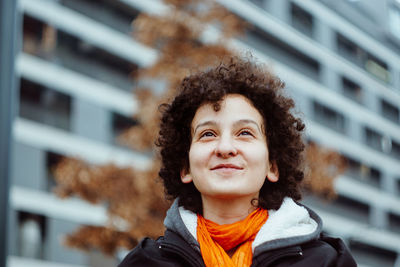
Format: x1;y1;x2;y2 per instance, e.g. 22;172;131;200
163;197;323;257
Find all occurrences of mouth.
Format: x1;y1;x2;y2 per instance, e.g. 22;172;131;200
210;164;243;170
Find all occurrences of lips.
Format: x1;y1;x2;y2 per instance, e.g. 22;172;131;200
210;164;243;170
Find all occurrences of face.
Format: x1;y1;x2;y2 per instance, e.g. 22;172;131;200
181;94;279;201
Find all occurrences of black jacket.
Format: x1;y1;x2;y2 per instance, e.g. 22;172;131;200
119;198;357;267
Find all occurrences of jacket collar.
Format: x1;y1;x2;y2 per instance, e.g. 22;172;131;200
164;199;201;252
163;197;322;255
252;198;321;257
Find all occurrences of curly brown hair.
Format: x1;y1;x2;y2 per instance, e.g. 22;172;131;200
156;56;305;213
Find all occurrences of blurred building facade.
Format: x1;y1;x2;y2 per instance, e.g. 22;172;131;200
7;0;400;266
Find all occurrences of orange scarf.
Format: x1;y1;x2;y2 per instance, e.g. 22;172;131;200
197;208;268;267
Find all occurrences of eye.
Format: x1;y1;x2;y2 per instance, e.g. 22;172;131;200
238;129;254;137
200;131;216;138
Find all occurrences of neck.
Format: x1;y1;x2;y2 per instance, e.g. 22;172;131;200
201;195;258;225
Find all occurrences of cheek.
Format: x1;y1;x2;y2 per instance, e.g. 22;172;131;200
189;144;212;169
245;145;269;169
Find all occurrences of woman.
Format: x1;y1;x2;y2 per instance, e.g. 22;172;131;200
119;57;356;267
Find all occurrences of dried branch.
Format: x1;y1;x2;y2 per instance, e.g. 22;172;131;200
303;142;348;200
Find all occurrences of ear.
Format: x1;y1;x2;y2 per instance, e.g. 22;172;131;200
266;161;279;183
180;169;193;184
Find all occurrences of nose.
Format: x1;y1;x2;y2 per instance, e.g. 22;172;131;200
215;134;237;158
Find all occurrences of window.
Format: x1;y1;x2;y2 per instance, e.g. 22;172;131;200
388;6;400;40
391;140;400;159
17;212;47;259
364;127;385;152
381;99;399;123
364;128;394;154
111;112;138;147
303;194;369;223
369;167;382;184
23;15;54;57
342;77;363;103
365;53;390;83
345;156;380;186
336;33;364;67
60;0;140;34
56;31;137;91
336;33;390;83
23;15;43;42
290;3;314;37
333;195;369;221
349;241;397;266
313;102;346;133
246;26;320;81
46;151;64;192
398;179;400;195
19;79;71;130
389;212;400;233
112;112;138;136
22;13;138;92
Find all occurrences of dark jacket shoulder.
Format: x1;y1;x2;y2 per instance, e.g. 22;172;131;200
318;233;357;266
118;238;179;267
118;238;162;267
253;233;356;267
118;234;202;267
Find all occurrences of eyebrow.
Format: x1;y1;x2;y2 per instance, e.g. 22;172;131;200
234;119;263;134
192;119;263;135
193;120;217;135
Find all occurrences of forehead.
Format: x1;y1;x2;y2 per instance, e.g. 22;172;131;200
191;94;264;128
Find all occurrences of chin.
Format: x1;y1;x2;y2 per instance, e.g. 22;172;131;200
209;191;253;200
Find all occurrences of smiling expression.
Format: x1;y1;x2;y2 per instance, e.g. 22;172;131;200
181;94;279;201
